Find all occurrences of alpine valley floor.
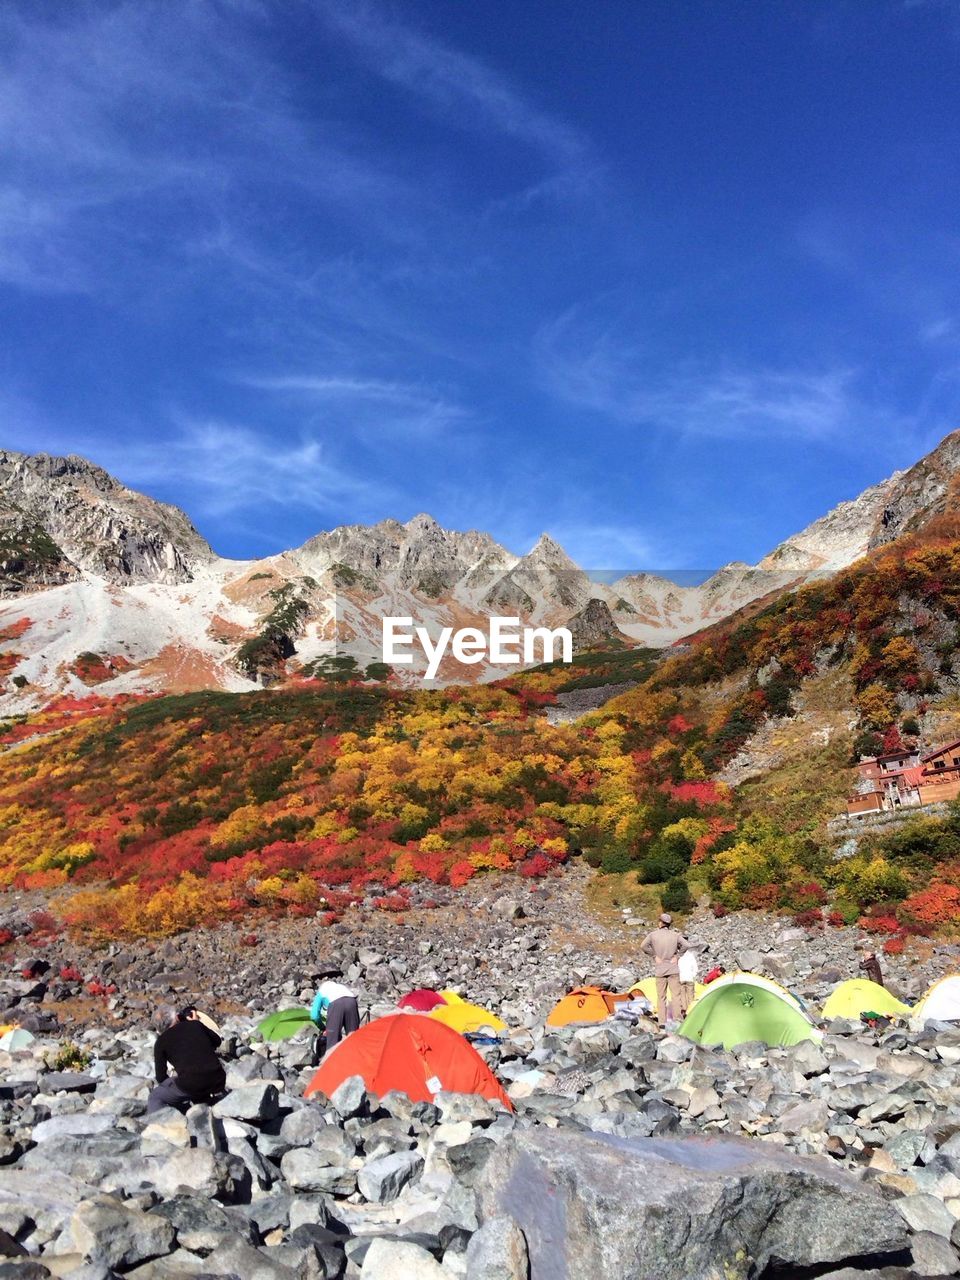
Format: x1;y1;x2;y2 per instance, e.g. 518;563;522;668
3;866;960;1278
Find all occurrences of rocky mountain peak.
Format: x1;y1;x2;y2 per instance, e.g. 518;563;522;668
0;449;215;589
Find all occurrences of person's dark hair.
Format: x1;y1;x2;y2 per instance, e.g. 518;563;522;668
177;1005;197;1022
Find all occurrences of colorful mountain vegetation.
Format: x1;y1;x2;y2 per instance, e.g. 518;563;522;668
5;531;960;940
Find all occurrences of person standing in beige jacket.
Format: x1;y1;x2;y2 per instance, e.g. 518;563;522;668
640;912;691;1028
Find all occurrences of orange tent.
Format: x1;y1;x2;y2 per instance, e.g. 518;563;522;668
304;1014;513;1111
546;986;627;1028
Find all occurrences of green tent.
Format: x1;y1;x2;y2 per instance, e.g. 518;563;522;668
256;1007;314;1042
679;979;821;1051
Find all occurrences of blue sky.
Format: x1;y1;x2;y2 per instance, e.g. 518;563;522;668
4;0;960;572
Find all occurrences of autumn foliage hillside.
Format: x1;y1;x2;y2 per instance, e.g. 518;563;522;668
0;675;734;938
6;532;960;942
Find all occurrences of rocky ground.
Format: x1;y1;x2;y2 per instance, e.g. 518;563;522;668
3;869;960;1278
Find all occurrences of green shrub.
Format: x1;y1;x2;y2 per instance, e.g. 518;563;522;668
601;848;633;874
661;876;693;912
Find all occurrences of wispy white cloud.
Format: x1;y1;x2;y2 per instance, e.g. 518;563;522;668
236;372;472;443
110;418;397;522
0;396;397;538
316;0;589;167
537;301;876;442
0;1;431;297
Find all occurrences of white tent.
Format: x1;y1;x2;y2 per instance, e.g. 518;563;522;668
911;975;960;1027
0;1028;35;1051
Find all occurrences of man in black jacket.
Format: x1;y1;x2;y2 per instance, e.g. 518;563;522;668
148;1006;226;1113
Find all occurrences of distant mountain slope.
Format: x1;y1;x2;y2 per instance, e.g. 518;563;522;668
1;431;959;706
0;451;214;586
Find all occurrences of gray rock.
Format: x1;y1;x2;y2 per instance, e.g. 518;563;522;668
359;1238;447;1278
149;1196;255;1253
213;1083;280;1124
38;1073;97;1094
358;1151;424;1204
278;1108;327;1147
0;1170;90;1236
32;1114;116;1143
71;1196;176;1269
910;1231;960;1278
328;1076;366;1119
777;1099;829;1135
202;1235;298;1280
465;1216;528;1280
476;1129;907;1280
149;1148;243;1200
279;1147;356;1196
896;1193;956;1238
435;1093;497;1125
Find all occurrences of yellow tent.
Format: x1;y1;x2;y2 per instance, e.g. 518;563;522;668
822;979;910;1022
429;990;506;1035
545;986;627;1028
630;977;706;1012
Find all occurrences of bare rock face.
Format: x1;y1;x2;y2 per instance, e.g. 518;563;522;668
297;514;515;599
475;1129;908;1280
566;597;628;651
0;451;215;587
868;429;960;549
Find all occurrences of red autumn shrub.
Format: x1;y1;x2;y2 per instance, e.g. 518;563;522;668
0;929;14;947
792;881;827;908
744;883;781;910
448;860;476;889
27;909;60;936
239;933;258;947
711;903;729;918
882;934;905;955
793;908;823;928
826;911;845;928
520;853;552;878
375;894;409;913
858;912;901;934
59;966;83;981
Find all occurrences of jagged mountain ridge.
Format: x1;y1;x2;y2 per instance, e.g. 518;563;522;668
0;451;214;588
1;432;958;704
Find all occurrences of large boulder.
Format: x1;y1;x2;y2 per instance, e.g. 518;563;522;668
475;1130;908;1280
359;1238;447;1278
71;1195;176;1269
357;1151;424;1204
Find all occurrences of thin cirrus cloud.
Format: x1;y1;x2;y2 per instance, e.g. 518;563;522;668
536;303;871;443
315;0;590;168
238;374;470;436
1;400;398;545
102;419;400;528
0;1;430;298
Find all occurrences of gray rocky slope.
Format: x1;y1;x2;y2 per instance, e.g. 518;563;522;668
5;432;960;702
0;452;214;588
4;869;960;1278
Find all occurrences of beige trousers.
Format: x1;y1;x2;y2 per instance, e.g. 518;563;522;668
655;974;681;1026
679;980;695;1017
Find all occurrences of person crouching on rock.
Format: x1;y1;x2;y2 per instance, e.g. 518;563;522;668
310;975;360;1063
641;913;691;1030
148;1005;226;1113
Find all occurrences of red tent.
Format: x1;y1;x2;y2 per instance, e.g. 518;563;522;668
304;1013;513;1110
397;988;447;1012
